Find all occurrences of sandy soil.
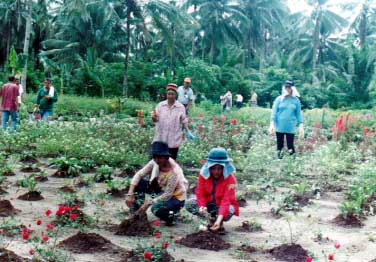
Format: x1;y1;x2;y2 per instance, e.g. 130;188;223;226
1;159;376;262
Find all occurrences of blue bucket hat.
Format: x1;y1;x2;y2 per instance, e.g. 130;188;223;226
200;148;236;179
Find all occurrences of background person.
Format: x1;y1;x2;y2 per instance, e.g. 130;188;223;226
177;77;194;115
125;141;188;226
269;80;304;159
186;148;239;233
0;76;19;132
152;84;192;160
35;78;58;120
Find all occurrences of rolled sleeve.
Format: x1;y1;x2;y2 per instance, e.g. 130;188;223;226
131;160;154;186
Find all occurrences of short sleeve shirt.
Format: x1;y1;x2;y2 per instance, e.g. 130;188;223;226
0;83;19;111
177;86;194;105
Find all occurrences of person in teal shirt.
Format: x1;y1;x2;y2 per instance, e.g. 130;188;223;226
269;80;304;159
35;79;58;120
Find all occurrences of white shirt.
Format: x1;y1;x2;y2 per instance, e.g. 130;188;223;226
236;94;243;102
17;84;24;104
177;86;194;105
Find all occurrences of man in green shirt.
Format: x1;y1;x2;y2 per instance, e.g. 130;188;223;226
34;79;58;120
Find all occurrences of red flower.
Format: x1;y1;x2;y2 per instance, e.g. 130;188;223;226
213;117;218;124
22;232;29;240
198;113;204;119
45;209;52;217
153;221;161;227
70;213;77;221
72;204;79;211
42;236;49;242
143;251;152;260
29;249;34;255
56;210;63;216
200;159;206;165
36;219;42;226
46;224;54;230
305;257;313;262
64;207;71;213
328;254;334;260
230;118;237;125
154;232;161;239
162;241;169;249
335;242;341;249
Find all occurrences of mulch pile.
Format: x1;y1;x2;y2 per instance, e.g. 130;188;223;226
0;248;29;262
59;185;76;193
20;167;41;173
2;171;16;176
115;216;154;237
59;232;120;254
176;231;231;251
333;214;363;227
18;191;44;201
0;200;20;217
268;244;308;262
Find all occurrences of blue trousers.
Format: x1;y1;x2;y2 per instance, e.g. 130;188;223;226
2;111;18;132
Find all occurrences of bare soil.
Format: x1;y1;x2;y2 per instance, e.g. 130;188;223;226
19;167;41;173
17;191;44;201
333;213;363;227
0;248;29;262
3;171;16;176
176;231;231;251
268;244;308;262
0;200;20;217
59;232;119;253
58;185;76;193
20;156;39;164
114;216;154;237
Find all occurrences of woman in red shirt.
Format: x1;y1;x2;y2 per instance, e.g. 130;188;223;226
186;148;239;232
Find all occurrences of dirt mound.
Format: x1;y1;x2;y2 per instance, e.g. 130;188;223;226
237;244;258;253
20;166;41;173
35;176;48;182
115;216;154;237
176;231;231;251
236;221;263;232
333;214;363;227
3;171;16;176
59;185;76;193
0;200;20;217
0;248;29;262
20;156;39;164
59;232;117;253
269;244;308;262
18;191;44;201
237;198;247;207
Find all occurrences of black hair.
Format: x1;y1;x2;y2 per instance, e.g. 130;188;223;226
8;76;15;82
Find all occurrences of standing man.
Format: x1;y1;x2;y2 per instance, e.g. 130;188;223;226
0;76;19;132
15;77;24;106
235;93;243;109
35;78;58;120
250;90;258;107
152;84;192;160
177;77;194;115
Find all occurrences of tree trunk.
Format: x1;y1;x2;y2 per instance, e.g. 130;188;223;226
171;24;176;78
21;0;33;94
359;4;367;47
210;29;214;65
122;9;131;97
311;8;321;84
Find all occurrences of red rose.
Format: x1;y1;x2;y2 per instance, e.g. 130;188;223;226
64;207;71;213
153;221;161;227
42;236;49;242
46;224;54;230
29;249;34;255
36;219;42;226
143;251;152;260
162;242;169;249
56;210;63;216
335;242;341;249
306;257;313;262
45;209;52;217
72;204;79;211
328;254;334;260
70;213;77;220
22;232;29;240
154;232;161;239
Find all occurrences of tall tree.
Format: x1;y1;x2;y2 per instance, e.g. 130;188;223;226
21;0;32;93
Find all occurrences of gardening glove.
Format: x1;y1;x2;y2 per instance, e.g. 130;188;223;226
298;124;304;139
268;122;275;135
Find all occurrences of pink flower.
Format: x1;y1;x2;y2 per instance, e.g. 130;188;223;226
36;219;42;226
29;249;34;255
230;118;238;125
154;232;161;239
153;221;161;227
334;242;341;249
306;257;313;262
70;213;77;221
162;241;169;249
46;224;54;230
42;236;49;242
45;209;52;217
143;251;152;260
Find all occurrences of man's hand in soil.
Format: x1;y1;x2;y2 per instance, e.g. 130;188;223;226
125;195;135;208
210;215;224;232
139;199;153;213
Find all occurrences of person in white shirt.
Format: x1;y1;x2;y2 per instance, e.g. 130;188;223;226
15;78;24;106
235;94;243;109
177;77;194;115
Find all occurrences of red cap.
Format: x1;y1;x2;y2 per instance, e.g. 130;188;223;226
166;83;177;92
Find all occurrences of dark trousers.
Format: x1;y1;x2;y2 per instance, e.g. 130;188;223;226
276;132;295;157
168;148;179;160
133;179;184;223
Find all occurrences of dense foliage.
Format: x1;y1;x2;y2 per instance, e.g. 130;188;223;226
0;0;376;109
